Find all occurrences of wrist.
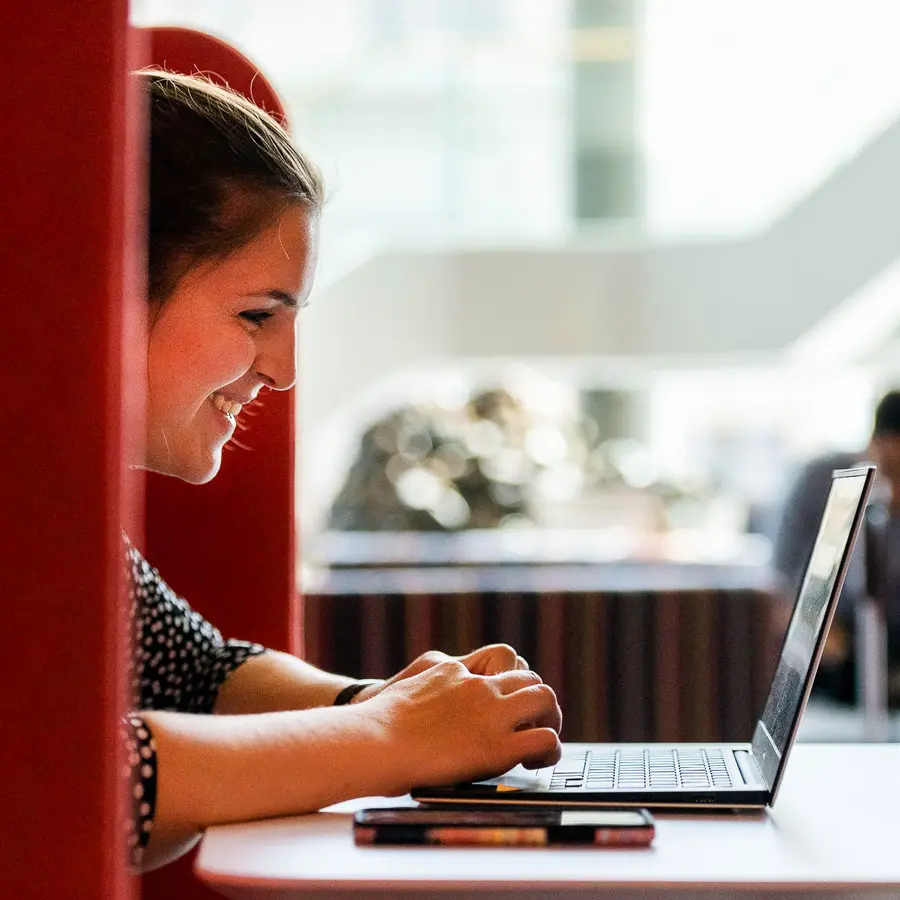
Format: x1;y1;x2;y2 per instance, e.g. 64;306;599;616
350;679;386;704
333;679;382;706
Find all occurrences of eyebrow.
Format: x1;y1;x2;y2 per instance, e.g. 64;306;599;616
253;289;306;309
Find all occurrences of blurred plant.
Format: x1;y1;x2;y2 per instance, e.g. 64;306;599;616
328;379;716;532
329;381;593;531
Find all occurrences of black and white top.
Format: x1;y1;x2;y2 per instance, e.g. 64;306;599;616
122;536;266;868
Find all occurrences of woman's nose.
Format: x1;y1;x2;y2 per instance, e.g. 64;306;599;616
255;328;297;391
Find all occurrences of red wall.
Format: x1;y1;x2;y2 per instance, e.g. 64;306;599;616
1;3;142;898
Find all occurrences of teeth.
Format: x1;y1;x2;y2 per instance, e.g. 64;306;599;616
211;393;243;418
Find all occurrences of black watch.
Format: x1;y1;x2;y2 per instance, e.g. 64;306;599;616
332;679;382;706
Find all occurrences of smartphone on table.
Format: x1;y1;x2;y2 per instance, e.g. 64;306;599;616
353;806;654;847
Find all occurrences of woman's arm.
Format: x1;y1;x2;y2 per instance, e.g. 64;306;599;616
138;661;562;871
212;643;531;715
212;651;363;713
137;701;394;870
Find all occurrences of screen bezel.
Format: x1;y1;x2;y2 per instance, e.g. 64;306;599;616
751;465;875;803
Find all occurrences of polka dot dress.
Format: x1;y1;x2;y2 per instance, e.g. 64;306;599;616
122;535;266;868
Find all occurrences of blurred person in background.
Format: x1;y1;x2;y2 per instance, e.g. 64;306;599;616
772;390;900;706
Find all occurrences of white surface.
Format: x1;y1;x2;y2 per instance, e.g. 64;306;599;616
197;745;900;899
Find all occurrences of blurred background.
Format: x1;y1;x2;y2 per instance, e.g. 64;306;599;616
133;0;900;742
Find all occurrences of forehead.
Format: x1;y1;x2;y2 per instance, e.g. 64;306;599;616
224;204;317;290
181;203;318;300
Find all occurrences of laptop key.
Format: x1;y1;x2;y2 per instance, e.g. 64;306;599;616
553;757;588;776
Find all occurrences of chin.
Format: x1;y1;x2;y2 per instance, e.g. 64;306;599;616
144;433;224;484
154;452;222;485
181;456;222;485
180;468;219;485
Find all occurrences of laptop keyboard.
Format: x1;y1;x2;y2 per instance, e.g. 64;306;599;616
549;749;733;791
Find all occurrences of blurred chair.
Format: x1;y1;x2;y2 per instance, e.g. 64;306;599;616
139;25;298;900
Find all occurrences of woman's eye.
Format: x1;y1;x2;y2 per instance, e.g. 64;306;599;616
240;310;274;326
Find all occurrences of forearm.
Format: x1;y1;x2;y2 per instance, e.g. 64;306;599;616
213;650;362;714
139;704;398;870
137;661;563;872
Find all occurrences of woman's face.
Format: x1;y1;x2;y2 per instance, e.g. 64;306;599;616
142;203;318;484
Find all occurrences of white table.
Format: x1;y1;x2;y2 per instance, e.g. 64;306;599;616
197;744;900;899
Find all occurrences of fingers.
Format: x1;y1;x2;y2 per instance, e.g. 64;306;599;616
504;682;563;734
397;650;454;680
513;726;562;770
411;650;454;673
412;643;530;677
459;643;526;676
490;669;544;695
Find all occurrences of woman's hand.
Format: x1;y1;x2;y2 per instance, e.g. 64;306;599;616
351;643;530;703
363;660;563;795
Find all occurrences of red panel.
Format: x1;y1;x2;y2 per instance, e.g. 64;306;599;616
138;28;298;900
0;3;140;899
147;27;286;123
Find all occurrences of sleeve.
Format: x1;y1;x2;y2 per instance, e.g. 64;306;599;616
121;714;157;870
126;540;268;714
122;536;270;862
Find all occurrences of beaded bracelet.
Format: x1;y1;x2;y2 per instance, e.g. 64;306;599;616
332;679;382;706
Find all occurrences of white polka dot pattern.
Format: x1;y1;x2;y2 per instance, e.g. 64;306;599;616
121;534;266;868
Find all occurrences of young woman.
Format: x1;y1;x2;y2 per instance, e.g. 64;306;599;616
127;70;563;872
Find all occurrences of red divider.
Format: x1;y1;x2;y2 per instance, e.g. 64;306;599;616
1;3;142;898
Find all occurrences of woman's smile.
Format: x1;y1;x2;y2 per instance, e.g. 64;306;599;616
210;392;247;420
207;393;240;433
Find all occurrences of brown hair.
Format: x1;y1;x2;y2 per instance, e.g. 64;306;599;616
137;68;324;301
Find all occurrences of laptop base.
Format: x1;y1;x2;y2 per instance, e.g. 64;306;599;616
412;742;771;810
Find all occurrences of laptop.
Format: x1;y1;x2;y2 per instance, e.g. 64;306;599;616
412;465;876;811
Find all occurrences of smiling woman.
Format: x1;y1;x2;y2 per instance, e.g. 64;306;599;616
125;69;562;875
144;203;317;483
138;70;320;484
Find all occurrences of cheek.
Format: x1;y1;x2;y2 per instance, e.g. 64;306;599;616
148;320;256;412
189;334;256;388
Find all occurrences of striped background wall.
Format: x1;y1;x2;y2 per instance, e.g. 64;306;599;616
303;577;779;744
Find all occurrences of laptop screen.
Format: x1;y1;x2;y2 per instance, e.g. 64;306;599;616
752;467;873;794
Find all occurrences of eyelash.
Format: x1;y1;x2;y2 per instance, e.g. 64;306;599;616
240;310;274;326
